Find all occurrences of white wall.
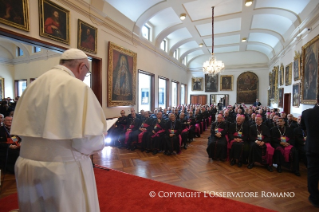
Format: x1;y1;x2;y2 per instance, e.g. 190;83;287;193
188;67;269;106
0;62;14;98
269;18;319;117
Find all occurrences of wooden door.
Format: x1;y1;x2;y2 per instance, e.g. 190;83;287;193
284;93;291;114
190;95;207;105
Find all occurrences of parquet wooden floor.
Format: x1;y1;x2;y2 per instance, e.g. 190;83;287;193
0;126;317;211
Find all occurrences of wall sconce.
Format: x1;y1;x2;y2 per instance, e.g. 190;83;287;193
199;43;203;47
242;38;247;42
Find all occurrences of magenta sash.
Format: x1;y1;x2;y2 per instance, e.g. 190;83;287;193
265;143;274;165
209;117;212;125
124;125;135;144
195;123;200;133
151;124;165;138
138;131;146;143
276;137;293;162
182;128;188;133
227;132;243;150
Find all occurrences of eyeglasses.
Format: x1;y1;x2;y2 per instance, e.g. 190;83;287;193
83;63;91;77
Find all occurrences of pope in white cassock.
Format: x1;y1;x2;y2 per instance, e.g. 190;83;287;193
11;48;107;212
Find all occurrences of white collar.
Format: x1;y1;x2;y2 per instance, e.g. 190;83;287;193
53;65;75;78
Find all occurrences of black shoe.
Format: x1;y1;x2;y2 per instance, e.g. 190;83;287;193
166;151;172;155
146;149;151;153
294;171;301;176
237;162;242;167
309;196;319;208
131;146;136;151
164;151;168;155
152;150;158;155
141;148;145;152
230;160;235;166
183;145;187;149
247;163;254;169
277;165;282;173
267;165;273;172
126;146;130;150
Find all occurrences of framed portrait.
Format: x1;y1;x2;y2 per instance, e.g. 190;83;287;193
301;34;319;104
39;0;70;44
204;74;218;92
285;63;292;86
237;71;258;104
293;51;301;81
220;75;233;91
0;0;29;31
77;19;97;54
278;88;284;108
270;66;278;100
0;78;4;100
267;90;271;106
279;64;284;86
192;77;204;91
107;42;137;107
292;83;300;107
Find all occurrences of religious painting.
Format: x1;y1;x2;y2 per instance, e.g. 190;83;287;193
220;75;233;91
270;66;278;100
285;63;292;86
77;19;97;54
292;83;300;107
0;78;4;100
268;90;271;106
107;41;137;107
301;34;319;104
278;88;284;108
204;74;218;92
192;77;203;91
293;51;301;81
279;64;284;86
237;71;258;104
39;0;70;44
0;0;29;31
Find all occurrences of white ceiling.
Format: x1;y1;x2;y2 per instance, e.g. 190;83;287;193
103;0;318;70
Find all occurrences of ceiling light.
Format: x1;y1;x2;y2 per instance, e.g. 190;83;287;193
202;7;225;76
199;43;203;47
180;13;186;20
242;38;247;42
245;0;253;7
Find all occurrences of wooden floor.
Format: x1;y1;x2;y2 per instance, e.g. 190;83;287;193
0;127;317;211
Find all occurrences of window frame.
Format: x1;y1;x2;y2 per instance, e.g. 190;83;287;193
171;80;179;107
158;76;169;109
138;70;155;112
142;24;151;41
14;79;27;97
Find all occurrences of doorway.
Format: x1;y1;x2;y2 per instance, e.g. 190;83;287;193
284;93;291;114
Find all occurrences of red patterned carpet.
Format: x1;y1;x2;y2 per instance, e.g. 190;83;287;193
0;165;275;212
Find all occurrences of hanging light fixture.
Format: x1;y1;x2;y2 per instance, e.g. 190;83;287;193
203;7;225;76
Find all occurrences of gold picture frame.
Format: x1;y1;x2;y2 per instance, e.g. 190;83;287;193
292;83;300;107
270;66;278;101
285;63;292;86
293;51;301;81
301;34;319;104
220;75;233;91
77;19;97;54
0;0;29;31
107;42;137;107
0;78;4;100
39;0;70;45
192;77;204;91
279;63;284;86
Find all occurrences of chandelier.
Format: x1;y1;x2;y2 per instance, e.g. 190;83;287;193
203;7;225;75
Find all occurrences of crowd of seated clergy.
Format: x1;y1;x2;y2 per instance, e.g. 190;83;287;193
206;103;303;176
0;97;21;173
107;105;217;155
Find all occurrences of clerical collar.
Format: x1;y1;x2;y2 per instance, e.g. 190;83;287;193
53;65;75;78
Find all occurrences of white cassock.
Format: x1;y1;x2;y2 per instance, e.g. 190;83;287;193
11;65;107;212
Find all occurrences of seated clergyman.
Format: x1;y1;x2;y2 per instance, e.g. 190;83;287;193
271;117;300;176
247;115;274;172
